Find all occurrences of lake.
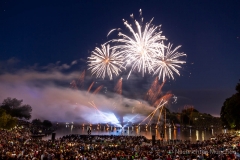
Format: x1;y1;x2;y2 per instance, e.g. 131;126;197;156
43;123;225;141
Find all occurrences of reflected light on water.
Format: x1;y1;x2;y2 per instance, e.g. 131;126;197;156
177;128;181;139
155;129;159;139
196;130;199;141
189;129;192;141
202;131;204;141
45;124;223;141
169;128;171;139
164;127;167;140
173;128;176;140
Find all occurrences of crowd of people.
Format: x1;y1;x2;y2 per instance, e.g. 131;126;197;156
1;126;240;160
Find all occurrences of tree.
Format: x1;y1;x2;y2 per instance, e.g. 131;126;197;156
32;119;42;125
220;80;240;130
0;108;17;129
42;120;52;128
32;119;52;128
0;97;32;120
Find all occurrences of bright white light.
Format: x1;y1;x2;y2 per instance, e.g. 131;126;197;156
88;44;125;80
153;43;186;81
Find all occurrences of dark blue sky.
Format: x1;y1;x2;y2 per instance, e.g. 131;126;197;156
0;0;239;116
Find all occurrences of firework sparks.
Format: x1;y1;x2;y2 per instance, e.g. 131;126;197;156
138;100;167;126
107;28;121;37
172;95;178;104
78;70;85;88
89;10;186;80
109;10;166;79
145;77;166;104
70;80;78;90
88;44;125;80
93;85;103;94
153;93;173;107
153;43;186;81
114;77;123;95
87;81;95;93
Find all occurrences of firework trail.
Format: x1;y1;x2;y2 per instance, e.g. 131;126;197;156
153;93;173;107
153;43;186;81
107;28;121;37
87;81;95;93
114;77;123;95
70;80;78;90
77;70;85;88
88;101;112;122
138;100;167;126
145;89;155;103
142;79;171;125
152;79;166;103
147;109;158;126
146;98;168;126
156;80;166;96
127;114;139;123
145;77;166;104
93;85;103;94
88;44;125;80
69;70;85;90
108;10;166;79
145;77;158;102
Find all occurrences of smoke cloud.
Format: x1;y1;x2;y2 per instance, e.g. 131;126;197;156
0;68;154;125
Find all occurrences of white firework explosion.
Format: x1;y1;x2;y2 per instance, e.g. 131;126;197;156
153;43;186;81
88;44;125;80
109;10;166;78
88;9;186;81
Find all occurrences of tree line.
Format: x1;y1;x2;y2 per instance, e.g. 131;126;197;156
220;80;240;130
0;97;52;130
0;97;32;129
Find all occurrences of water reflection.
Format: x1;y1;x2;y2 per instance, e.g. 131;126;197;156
196;130;199;141
44;124;223;141
173;128;176;140
169;128;171;140
164;127;167;140
189;128;192;141
177;128;181;140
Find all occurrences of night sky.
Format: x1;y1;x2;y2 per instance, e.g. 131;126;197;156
0;0;239;119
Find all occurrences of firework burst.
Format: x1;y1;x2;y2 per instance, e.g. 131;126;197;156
153;43;186;81
109;10;166;78
88;9;186;81
88;44;125;80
